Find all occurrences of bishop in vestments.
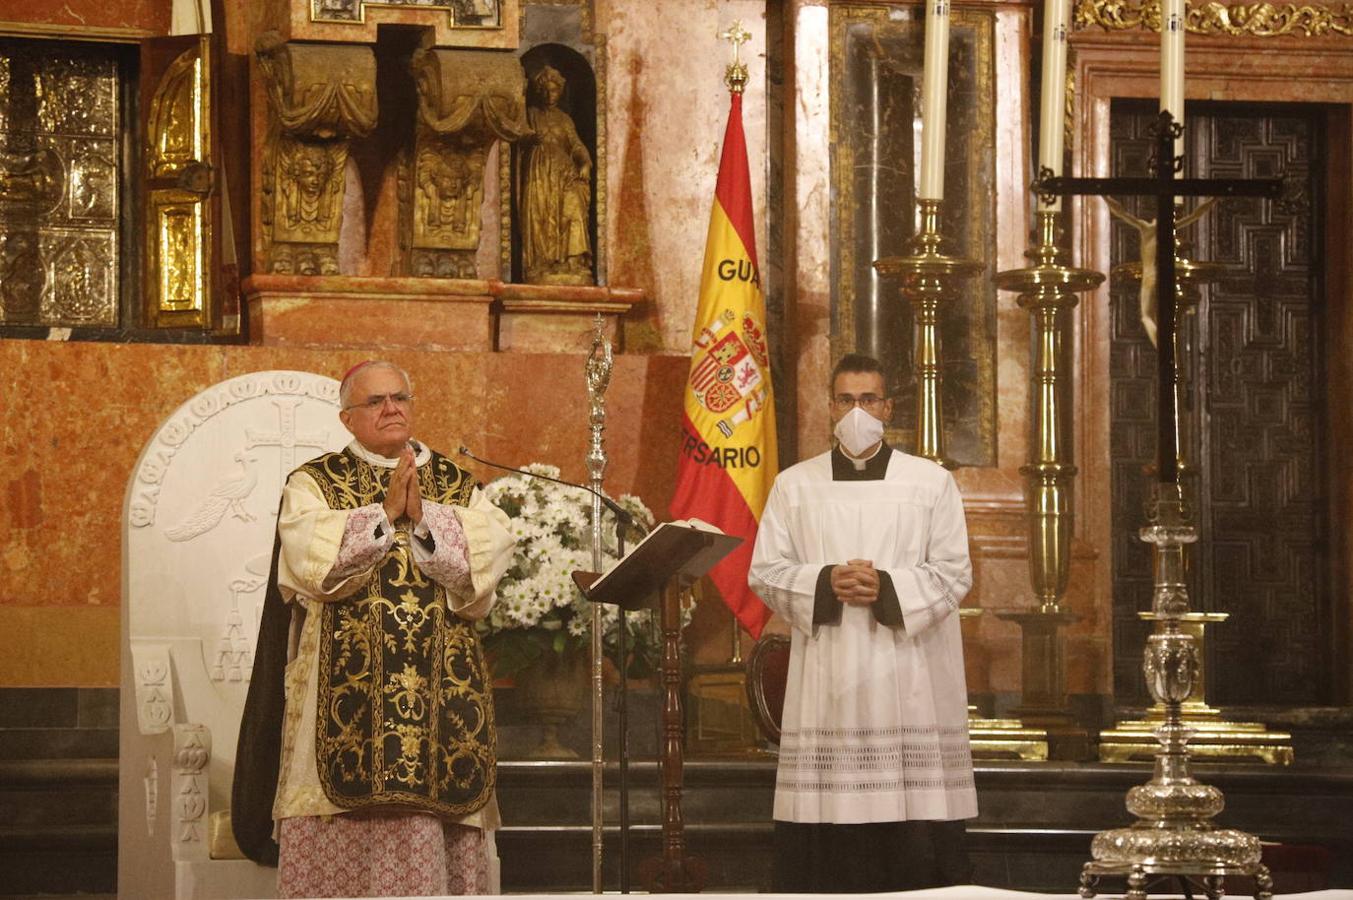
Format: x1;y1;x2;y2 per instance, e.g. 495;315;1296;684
235;360;515;898
749;353;977;892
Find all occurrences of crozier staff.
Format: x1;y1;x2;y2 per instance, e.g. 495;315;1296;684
235;360;515;898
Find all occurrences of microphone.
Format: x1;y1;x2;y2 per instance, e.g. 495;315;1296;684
457;446;641;531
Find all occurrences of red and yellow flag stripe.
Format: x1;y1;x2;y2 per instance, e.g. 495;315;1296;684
670;91;778;638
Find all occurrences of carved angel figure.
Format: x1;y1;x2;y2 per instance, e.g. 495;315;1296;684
518;65;593;285
278;142;342;236
1104;196;1218;347
416;146;483;243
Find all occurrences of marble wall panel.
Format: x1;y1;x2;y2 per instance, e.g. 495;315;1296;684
0;0;169;36
0;339;690;685
0;607;120;687
603;0;769;354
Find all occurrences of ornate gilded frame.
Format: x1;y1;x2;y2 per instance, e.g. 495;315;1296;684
144;38;211;328
310;0;504;30
1074;0;1353;36
829;3;998;467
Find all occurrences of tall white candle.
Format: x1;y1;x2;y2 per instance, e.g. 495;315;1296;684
918;0;951;201
1037;0;1071;211
1161;0;1185;168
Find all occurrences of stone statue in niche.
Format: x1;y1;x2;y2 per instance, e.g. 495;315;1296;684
518;65;592;285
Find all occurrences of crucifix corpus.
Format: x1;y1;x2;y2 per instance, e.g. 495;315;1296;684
1036;110;1281;485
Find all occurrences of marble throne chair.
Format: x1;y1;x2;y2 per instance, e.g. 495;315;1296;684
118;370;347;899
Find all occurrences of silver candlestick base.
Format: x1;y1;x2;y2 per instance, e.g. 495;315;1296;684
1079;483;1272;900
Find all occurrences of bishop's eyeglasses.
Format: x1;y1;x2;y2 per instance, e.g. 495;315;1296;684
831;393;888;413
344;392;414;412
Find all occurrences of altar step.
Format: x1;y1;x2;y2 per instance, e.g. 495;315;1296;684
0;760;117;897
495;758;1353;894
0;682;1348;897
0;688;119;897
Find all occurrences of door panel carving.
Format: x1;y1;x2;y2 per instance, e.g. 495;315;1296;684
1109;100;1330;706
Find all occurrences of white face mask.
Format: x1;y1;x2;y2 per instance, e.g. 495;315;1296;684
834;406;885;457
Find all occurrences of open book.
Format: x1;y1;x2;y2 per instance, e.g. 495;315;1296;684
572;519;742;611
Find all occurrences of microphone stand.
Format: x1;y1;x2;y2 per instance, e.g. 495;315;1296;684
458;446;642;892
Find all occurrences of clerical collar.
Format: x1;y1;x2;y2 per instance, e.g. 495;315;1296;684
348;439;431;469
832;442;890;481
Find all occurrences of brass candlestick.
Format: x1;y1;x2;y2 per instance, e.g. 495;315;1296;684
876;203;1042;758
874;198;982;466
959;608;1050;762
1099;246;1292;766
992;207;1103;759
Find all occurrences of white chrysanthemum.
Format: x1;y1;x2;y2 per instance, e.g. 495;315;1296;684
481;465;683;672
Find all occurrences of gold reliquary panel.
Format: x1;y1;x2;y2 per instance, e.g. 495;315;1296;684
0;39;120;328
143;36;213;329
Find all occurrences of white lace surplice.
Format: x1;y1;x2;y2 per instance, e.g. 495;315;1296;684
749;449;977;824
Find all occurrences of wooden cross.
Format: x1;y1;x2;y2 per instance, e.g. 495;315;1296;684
1036;110;1282;485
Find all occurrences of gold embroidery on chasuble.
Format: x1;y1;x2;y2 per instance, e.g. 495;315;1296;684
298;450;494;816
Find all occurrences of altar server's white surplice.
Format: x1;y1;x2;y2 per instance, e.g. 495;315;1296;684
749;447;977;824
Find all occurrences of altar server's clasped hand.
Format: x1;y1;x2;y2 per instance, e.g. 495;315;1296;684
832;559;880;605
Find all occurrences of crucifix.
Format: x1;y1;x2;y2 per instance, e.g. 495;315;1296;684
1040;110;1284;898
1037;110;1281;485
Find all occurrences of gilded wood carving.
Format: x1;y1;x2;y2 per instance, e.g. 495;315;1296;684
401;45;529;277
1074;0;1353;36
518;64;593;285
145;39;211;328
255;34;377;275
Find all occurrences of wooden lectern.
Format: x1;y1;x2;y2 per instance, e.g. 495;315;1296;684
574;521;741;893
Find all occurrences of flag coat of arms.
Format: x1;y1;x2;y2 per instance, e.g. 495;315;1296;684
670;89;778;638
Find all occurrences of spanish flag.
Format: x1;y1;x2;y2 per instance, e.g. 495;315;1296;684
670;87;778;638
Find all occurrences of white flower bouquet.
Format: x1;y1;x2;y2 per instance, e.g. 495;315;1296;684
479;464;670;680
